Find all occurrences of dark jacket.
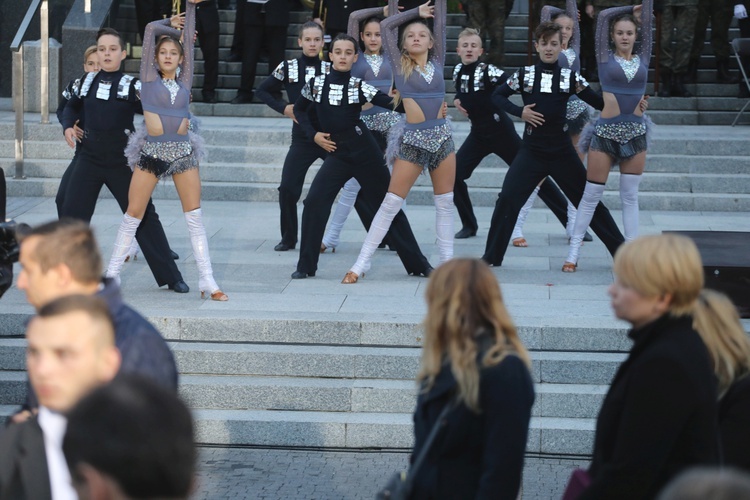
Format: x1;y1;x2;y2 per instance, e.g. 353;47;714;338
410;348;534;499
311;0;377;32
0;417;51;499
242;0;291;27
581;314;720;500
719;374;750;473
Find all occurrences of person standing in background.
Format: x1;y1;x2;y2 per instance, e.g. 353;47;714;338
193;0;221;103
687;0;739;84
134;0;171;41
657;0;699;97
465;0;515;66
313;0;378;40
735;0;750;98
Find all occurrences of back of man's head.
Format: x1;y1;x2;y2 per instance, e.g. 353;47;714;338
17;219;102;309
27;294;120;413
63;374;195;500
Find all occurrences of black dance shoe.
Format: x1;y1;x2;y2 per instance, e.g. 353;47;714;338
583;231;593;242
274;242;296;251
455;226;477;239
291;270;315;279
412;266;434;278
170;250;180;260
168;280;190;293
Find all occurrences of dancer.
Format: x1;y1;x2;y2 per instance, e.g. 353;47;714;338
565;0;652;272
482;22;624;267
344;0;455;283
410;259;534;498
319;3;401;253
255;21;330;252
60;27;188;293
450;28;581;246
104;0;228;301
291;34;432;279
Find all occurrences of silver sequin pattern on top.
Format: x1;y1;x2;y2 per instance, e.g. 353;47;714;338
594;121;646;143
566;98;590;120
415;61;435;85
523;66;535;93
559;68;572;93
364;54;383;77
272;61;287;81
401;121;452;153
507;71;521;91
79;72;95;97
361;110;401;132
540;71;554;93
562;48;577;68
329;84;344;105
614;55;641;83
162;78;180;105
359;79;379;102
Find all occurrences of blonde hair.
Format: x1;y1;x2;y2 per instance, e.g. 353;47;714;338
613;234;750;396
418;259;531;413
83;45;98;63
457;27;482;45
399;21;435;81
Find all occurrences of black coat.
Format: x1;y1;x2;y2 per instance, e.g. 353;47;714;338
241;0;291;28
580;314;720;500
311;0;378;32
0;418;51;499
410;350;534;499
719;374;750;473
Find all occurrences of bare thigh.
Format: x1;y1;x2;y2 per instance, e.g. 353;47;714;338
127;168;159;219
173;168;203;212
619;151;646;175
428;152;456;195
388;159;424;199
586;151;614;184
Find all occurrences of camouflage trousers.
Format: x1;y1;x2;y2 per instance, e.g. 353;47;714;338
468;0;508;66
660;4;699;74
690;0;734;61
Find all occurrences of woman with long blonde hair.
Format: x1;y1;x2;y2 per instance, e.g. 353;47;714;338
410;258;534;499
578;234;721;499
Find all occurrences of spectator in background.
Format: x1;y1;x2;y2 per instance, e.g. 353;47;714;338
688;0;739;84
657;0;699;97
466;0;515;66
582;0;637;80
194;0;221;103
0;295;121;499
409;259;534;499
313;0;378;40
63;375;196;500
736;0;750;98
135;0;171;41
231;0;290;104
576;234;720;499
14;219;178;412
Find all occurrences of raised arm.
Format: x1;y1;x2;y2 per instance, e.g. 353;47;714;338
637;0;654;66
432;0;447;64
595;5;635;64
380;7;421;76
179;0;197;88
347;6;386;41
540;5;565;23
141;19;181;83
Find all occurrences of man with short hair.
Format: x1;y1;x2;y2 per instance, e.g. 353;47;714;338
16;219;178;401
0;294;121;499
63;374;195;500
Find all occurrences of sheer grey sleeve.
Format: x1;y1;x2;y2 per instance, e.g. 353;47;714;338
380;7;421;77
568;0;581;64
596;6;634;64
540;5;564;23
141;18;180;83
638;0;654;67
432;0;447;64
180;0;197;90
347;7;385;41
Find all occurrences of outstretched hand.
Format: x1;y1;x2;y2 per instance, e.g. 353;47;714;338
521;103;544;127
633;4;643;22
170;13;185;29
418;1;435;19
64;127;79;148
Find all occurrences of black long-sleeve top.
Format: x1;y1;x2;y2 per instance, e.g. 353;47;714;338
61;69;142;133
56;76;84;127
293;68;397;139
491;60;603;150
719;374;750;473
453;61;513;131
256;55;331;137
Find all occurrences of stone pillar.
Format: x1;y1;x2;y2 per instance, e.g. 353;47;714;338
12;38;62;113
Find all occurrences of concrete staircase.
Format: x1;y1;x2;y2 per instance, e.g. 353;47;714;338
110;2;749;125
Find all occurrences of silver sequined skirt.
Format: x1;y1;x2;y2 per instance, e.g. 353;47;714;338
361;109;402;133
565;98;592;136
387;118;455;172
138;140;199;179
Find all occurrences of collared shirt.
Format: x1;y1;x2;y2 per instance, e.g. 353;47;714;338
38;407;76;500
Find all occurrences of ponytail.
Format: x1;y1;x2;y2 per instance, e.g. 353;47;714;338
691;290;750;397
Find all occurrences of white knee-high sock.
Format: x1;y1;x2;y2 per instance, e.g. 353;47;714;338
434;192;454;264
566;200;577;238
322;178;361;249
185;208;220;294
619;173;642;242
350;192;403;276
511;186;539;240
106;214;141;279
566;181;605;264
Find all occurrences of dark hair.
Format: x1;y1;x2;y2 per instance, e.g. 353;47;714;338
359;15;384;53
331;33;358;52
38;294;114;343
299;20;324;38
63;374;195;499
535;21;562;43
20;219;102;284
156;34;184;58
96;27;126;51
610;13;639;38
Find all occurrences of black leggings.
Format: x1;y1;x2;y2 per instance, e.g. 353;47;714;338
483;141;624;266
296;128;430;276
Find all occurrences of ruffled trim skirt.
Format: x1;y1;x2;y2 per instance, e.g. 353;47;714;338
386;118;455;172
125;121;207;179
565;97;593;136
578;114;654;163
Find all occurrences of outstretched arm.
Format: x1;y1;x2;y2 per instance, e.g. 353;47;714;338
637;0;654;67
141;18;181;83
347;6;387;41
179;0;197;89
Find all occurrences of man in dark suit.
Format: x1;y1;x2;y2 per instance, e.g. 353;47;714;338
312;0;377;40
231;0;291;104
0;295;121;499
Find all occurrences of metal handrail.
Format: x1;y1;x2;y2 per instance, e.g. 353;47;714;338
10;0;49;180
